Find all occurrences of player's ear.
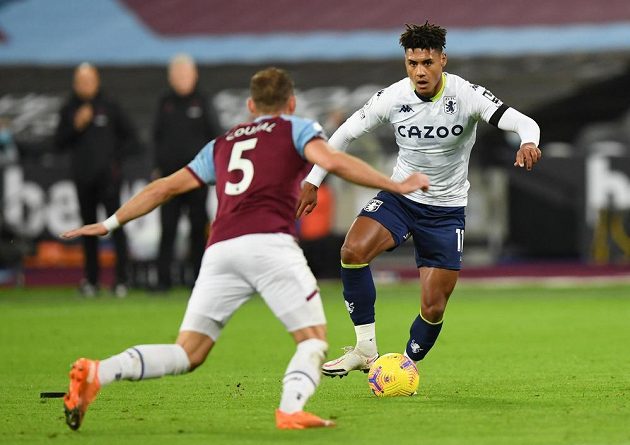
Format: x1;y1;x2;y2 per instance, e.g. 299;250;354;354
246;98;256;115
287;95;296;114
441;52;447;68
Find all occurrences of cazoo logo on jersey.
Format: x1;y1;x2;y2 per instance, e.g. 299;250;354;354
396;124;464;139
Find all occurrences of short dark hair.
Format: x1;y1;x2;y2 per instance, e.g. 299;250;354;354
250;67;294;113
399;22;447;52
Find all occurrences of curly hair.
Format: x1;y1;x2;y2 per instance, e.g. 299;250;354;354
399;22;447;51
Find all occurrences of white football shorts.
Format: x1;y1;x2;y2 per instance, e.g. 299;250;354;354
179;233;325;340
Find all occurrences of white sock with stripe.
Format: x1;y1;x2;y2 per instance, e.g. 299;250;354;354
97;344;190;386
279;338;327;413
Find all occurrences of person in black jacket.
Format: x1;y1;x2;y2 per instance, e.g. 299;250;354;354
153;54;222;291
55;63;135;297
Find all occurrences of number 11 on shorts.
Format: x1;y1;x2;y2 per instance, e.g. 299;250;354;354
455;228;464;252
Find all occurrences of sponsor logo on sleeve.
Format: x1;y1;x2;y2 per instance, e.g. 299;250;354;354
481;89;502;105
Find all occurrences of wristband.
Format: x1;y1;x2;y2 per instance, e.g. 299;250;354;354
102;214;121;232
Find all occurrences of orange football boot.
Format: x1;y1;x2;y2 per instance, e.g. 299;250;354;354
275;409;335;429
63;358;101;430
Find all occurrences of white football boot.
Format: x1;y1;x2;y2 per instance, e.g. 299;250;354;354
322;346;379;378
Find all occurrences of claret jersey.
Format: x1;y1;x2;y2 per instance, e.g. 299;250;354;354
330;72;508;207
187;115;326;245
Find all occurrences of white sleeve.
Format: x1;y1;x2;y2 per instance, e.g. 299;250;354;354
303;119;354;186
496;107;540;147
304;88;391;187
463;80;540;147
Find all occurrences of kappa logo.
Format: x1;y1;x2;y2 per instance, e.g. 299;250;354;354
345;300;354;314
399;104;414;113
444;96;458;114
363;199;383;212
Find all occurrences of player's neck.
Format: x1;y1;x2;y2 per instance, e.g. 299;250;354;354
253;108;292;119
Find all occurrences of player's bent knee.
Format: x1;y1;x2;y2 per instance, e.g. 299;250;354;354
421;302;446;323
340;243;369;264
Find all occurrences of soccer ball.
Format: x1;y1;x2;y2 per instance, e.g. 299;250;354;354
367;353;419;397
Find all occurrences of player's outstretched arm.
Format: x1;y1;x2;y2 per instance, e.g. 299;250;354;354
60;168;201;239
495;107;542;171
303;138;429;198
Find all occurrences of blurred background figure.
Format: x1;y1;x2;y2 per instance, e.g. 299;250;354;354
55;63;136;297
152;54;223;291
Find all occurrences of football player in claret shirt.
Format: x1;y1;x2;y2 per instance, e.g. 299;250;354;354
297;22;542;377
59;67;429;431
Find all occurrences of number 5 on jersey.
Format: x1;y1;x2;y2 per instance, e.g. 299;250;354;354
225;138;257;195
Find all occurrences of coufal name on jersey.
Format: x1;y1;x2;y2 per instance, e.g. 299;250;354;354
226;121;276;141
396;124;464;139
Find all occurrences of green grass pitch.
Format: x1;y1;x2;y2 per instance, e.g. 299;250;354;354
1;281;629;444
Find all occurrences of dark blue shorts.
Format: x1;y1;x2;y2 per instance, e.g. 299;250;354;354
358;191;466;270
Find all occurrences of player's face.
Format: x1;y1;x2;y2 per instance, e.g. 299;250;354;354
404;48;446;97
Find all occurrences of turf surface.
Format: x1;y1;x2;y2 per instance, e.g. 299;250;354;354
1;281;629;444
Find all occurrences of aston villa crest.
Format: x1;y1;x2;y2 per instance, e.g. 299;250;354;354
444;96;458;114
363;199;383;212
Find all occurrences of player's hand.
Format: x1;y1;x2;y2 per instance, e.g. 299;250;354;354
74;104;94;130
397;172;430;194
514;142;542;171
296;182;319;218
60;223;108;240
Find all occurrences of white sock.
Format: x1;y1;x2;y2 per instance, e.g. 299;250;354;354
279;338;327;414
98;344;190;386
354;323;377;356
